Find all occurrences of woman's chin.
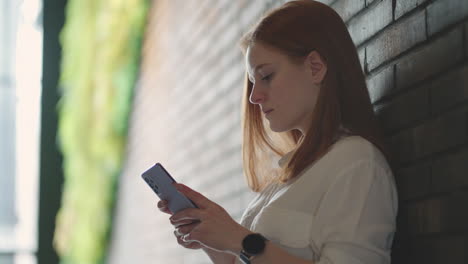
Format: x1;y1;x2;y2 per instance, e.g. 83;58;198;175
268;123;287;133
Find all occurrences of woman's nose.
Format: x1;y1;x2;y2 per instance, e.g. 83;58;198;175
249;87;265;105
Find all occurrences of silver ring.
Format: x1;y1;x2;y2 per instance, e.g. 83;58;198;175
174;228;184;237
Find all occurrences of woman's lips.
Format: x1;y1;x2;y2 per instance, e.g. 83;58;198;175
264;109;274;115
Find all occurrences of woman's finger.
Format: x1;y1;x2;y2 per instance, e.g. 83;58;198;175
171;219;196;228
157;200;172;215
173;184;212;209
159;207;171;215
174;230;203;249
175;221;199;235
170;208;205;223
157;200;166;208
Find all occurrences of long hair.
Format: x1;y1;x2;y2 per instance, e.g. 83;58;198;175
239;0;390;192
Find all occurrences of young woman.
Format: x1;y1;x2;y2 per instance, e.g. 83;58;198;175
157;1;398;263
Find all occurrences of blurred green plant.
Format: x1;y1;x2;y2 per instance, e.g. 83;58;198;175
54;0;149;263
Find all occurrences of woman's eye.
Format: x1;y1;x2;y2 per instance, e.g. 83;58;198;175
261;73;273;82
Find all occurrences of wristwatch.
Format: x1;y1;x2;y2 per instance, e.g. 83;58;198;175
239;233;268;264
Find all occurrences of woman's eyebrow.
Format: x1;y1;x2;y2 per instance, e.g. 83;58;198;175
248;63;272;82
253;63;271;72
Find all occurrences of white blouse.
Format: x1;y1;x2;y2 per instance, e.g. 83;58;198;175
236;136;398;264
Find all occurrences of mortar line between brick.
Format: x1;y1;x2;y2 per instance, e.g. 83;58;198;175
428;155;434;199
396;142;468;174
364;47;368;75
392;63;396;100
356;6;425;51
424;8;429;39
463;22;467;59
333;1;367;26
379;61;468;118
386;100;468;136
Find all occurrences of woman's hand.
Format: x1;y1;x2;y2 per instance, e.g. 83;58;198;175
173;221;204;249
157;200;204;249
169;183;252;255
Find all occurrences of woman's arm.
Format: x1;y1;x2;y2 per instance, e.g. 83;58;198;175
171;184;315;264
229;240;313;264
175;220;313;264
202;247;236;264
202;237;314;264
207;243;316;264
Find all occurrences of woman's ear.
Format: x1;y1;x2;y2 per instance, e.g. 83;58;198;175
305;50;327;84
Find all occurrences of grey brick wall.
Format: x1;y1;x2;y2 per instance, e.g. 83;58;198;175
108;0;468;263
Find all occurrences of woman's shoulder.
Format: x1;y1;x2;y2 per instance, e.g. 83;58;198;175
313;135;391;175
330;135;386;163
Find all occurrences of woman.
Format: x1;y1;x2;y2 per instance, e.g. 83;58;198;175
158;1;398;263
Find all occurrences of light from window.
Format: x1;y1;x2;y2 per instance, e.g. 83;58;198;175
14;0;42;263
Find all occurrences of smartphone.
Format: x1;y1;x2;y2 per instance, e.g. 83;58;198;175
141;163;198;214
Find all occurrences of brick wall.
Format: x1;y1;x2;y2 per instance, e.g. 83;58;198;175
107;0;468;263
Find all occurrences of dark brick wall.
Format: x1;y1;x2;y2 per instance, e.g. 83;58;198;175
355;0;468;263
108;0;468;263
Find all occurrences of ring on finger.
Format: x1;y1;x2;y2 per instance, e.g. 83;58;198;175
174;230;182;238
175;232;192;246
175;228;186;237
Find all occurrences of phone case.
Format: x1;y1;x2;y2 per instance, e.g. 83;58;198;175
142;163;198;214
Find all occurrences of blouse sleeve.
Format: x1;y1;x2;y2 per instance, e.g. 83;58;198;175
313;159;398;264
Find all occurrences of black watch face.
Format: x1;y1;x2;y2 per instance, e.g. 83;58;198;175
243;234;266;255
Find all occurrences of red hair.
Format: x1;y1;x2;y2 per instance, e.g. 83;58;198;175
239;0;390;192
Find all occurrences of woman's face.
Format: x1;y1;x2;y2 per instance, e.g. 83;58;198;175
245;42;326;134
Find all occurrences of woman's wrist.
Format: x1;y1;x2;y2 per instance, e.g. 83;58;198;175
225;226;254;256
202;247;236;264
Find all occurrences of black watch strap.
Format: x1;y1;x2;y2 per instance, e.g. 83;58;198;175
239;251;253;264
239;233;268;264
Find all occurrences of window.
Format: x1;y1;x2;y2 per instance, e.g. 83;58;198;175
0;0;42;263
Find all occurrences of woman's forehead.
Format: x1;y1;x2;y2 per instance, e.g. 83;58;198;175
246;43;276;61
245;44;279;71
